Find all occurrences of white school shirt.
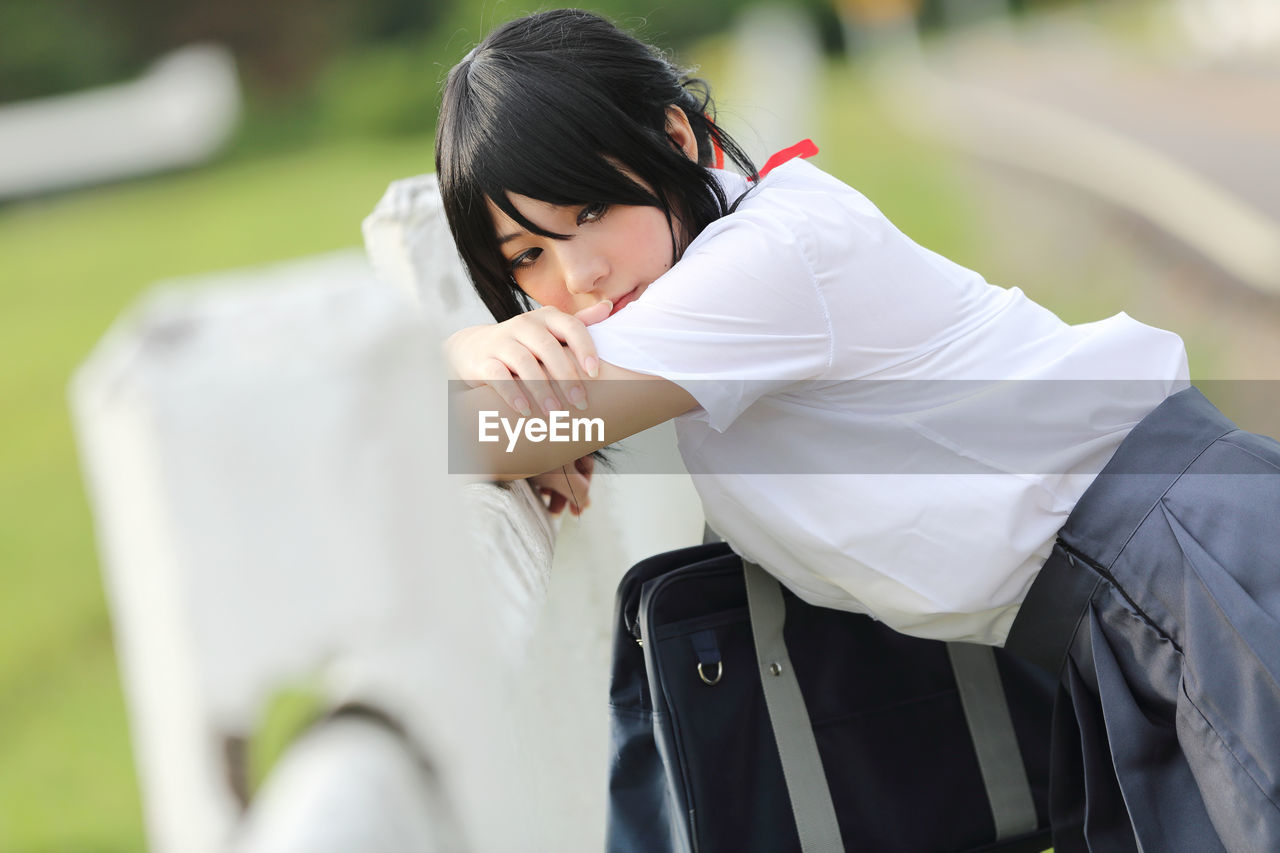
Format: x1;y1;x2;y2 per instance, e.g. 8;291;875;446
588;159;1188;645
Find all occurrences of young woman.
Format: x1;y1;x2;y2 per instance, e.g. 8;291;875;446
436;9;1280;852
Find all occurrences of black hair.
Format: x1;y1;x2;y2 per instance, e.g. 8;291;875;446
435;8;757;321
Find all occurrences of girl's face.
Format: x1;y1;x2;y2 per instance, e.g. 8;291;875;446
488;105;700;319
490;195;677;318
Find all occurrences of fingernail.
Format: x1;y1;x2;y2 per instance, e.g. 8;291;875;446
543;397;559;414
585;356;599;378
513;397;530;416
570;386;587;410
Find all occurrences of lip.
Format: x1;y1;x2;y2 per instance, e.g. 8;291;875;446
608;288;639;317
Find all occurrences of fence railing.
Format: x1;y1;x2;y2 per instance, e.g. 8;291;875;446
71;177;704;852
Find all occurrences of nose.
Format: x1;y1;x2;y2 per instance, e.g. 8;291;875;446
561;242;608;295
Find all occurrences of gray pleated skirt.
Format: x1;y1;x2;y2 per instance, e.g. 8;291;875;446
1004;387;1280;853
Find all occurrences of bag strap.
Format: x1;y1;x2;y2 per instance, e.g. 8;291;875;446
742;561;845;852
945;643;1039;840
744;558;1038;848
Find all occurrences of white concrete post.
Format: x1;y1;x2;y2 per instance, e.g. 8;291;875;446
73;174;707;853
361;176;709;850
71;252;528;852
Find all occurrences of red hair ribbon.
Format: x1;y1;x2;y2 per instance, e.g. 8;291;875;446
757;139;819;179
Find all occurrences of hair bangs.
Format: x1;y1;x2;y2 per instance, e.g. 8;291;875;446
468;70;665;213
435;9;759;323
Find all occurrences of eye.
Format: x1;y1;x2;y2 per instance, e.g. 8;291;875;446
577;202;609;225
508;247;541;272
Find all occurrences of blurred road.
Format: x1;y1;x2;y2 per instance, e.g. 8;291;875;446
932;23;1280;224
882;15;1280;299
871;9;1280;424
722;4;1279;412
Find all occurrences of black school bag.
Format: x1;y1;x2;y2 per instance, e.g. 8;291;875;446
606;542;1055;853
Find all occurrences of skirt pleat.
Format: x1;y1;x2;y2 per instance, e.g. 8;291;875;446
1009;388;1280;852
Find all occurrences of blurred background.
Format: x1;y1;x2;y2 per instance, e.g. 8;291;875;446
2;0;1279;849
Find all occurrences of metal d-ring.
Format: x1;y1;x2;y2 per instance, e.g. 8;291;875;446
697;660;723;686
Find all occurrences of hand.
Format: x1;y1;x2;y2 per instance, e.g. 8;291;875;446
528;455;595;516
445;302;612;415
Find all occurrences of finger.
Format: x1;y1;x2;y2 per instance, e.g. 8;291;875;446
478;359;531;415
539;465;591;514
553;310;604;379
519;331;589;411
529;307;597;380
573;300;612;325
561;465;592;511
497;345;567;415
535;477;577;515
574;300;612;327
541;488;568;516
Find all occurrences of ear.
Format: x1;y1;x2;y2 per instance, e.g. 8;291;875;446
664;105;700;163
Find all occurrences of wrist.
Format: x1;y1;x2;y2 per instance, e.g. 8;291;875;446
443;325;479;377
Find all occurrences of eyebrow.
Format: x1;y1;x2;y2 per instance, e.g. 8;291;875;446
498;226;572;245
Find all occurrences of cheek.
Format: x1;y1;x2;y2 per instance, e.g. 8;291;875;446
632;212;677;270
517;273;579;313
521;282;566;311
510;271;548;306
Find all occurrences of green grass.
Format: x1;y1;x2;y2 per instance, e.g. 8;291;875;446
817;61;980;265
0;135;435;852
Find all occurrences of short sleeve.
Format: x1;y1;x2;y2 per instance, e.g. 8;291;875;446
588;211;833;432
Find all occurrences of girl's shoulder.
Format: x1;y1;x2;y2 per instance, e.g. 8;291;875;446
747;159;887;221
712;158;868;210
695;159;895;264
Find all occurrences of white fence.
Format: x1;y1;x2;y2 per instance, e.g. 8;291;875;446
72;178;704;852
0;45;240;199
